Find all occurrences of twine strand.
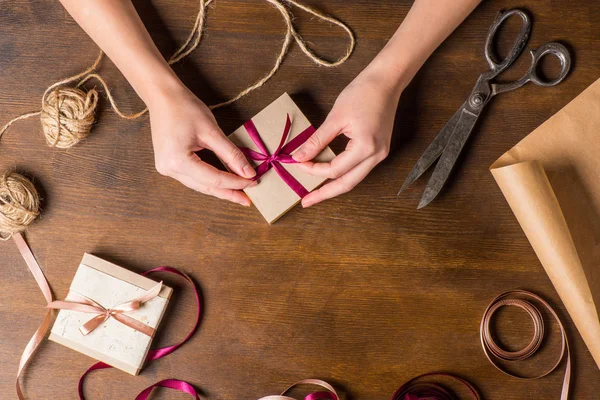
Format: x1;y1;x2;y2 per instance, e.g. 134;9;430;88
0;0;354;148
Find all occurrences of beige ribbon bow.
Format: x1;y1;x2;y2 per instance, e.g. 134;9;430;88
47;281;163;337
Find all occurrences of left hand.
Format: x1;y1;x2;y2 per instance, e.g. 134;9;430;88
293;64;403;207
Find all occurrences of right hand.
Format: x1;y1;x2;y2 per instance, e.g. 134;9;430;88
148;85;256;206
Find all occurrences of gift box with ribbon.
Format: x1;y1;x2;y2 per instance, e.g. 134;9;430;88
228;93;335;223
48;253;172;375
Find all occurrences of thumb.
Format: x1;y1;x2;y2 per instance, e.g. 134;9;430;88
293;115;341;162
206;130;256;179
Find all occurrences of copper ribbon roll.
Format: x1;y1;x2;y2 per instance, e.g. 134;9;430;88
480;290;571;400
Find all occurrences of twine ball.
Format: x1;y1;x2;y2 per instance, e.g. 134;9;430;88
40;87;98;149
0;171;40;240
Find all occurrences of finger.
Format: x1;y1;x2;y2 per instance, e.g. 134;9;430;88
293;114;342;162
204;130;256;179
301;157;378;208
181;154;254;190
295;139;365;179
176;173;252;206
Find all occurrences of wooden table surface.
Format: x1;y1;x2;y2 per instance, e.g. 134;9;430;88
1;0;599;399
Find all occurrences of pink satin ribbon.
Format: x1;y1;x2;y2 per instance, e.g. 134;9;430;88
241;114;315;198
47;281;163;336
13;232;54;400
12;233;203;400
391;373;480;400
258;379;339;400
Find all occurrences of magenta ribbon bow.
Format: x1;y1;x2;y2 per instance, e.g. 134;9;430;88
241;114;315;198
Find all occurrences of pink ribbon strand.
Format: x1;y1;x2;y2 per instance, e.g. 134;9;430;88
241;114;316;198
12;232;54;400
47;281;163;336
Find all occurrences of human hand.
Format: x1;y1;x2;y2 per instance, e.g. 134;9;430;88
148;85;256;206
293;64;403;207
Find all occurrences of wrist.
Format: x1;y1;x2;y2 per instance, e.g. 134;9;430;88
120;52;188;110
364;27;435;96
361;53;411;99
140;71;188;110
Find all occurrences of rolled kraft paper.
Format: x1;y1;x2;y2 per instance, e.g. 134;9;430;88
491;160;600;369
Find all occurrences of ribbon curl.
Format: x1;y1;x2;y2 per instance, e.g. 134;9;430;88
391;373;480;400
47;281;163;337
241;114;315;198
258;379;339;400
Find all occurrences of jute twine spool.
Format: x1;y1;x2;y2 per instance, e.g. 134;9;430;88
0;171;40;240
0;0;354;149
41;87;99;149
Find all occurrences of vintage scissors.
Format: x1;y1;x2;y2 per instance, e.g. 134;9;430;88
398;9;571;209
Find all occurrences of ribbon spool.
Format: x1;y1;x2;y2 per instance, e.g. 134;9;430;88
480;290;571;400
391;373;480;400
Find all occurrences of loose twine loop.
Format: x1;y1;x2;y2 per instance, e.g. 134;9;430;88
0;171;40;241
0;0;355;149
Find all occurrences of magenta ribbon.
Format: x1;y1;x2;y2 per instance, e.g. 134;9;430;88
305;392;337;400
391;373;480;400
78;266;203;400
241;114;315;198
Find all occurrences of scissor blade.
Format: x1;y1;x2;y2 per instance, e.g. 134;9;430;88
398;104;466;195
417;108;479;209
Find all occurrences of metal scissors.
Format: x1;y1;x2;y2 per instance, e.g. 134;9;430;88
398;9;571;209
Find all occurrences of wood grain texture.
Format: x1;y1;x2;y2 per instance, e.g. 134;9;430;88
0;0;599;398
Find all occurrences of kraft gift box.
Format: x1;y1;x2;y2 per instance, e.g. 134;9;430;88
48;253;172;375
228;93;335;224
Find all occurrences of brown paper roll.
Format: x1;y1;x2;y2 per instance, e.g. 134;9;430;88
491;161;600;368
490;78;600;369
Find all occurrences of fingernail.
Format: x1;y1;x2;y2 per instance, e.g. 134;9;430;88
248;180;258;187
301;199;312;208
293;150;306;162
243;164;256;178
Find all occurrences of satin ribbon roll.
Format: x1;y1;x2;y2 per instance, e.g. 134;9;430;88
258;379;339;400
480;290;571;400
391;372;480;400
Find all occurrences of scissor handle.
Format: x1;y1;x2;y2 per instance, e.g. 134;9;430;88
527;42;572;86
492;42;572;95
484;9;531;75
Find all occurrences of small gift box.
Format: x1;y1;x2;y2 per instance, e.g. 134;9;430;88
228;93;335;224
48;254;172;375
